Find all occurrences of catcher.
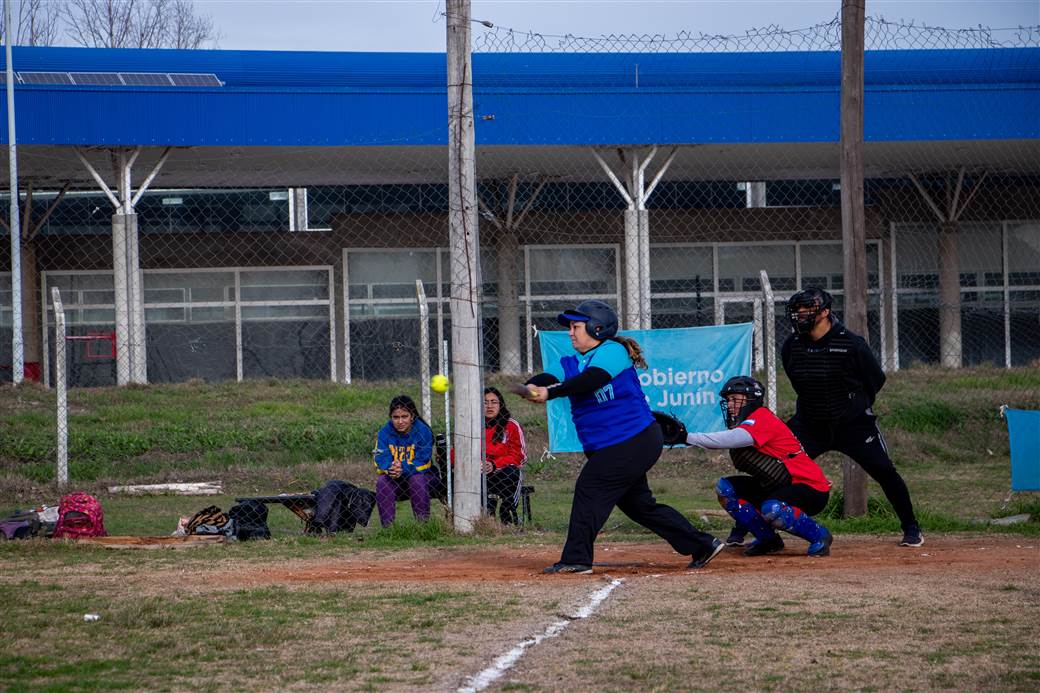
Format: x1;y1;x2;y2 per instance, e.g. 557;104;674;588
656;376;833;557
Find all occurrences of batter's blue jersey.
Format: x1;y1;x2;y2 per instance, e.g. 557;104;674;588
560;340;654;452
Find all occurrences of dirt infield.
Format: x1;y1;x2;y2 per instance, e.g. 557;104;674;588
3;533;1037;690
228;534;1037;585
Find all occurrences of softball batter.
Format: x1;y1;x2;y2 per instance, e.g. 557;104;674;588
520;300;723;574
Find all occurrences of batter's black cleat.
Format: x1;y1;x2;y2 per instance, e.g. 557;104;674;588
542;563;593;575
743;534;785;557
687;538;725;569
899;527;924;547
724;528;748;547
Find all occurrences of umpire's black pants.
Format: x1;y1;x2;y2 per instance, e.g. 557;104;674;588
560;422;717;565
788;412;919;531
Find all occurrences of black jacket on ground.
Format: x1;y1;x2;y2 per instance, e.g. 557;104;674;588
781;318;886;424
311;480;376;534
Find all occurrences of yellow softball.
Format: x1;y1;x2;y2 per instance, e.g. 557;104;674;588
430;374;450;393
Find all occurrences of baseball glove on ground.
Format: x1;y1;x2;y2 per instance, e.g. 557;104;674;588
652;411;689;446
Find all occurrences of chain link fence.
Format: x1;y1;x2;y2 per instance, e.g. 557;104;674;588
0;16;1035;392
1;14;1038;531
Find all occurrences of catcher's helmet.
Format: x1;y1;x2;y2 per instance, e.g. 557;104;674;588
719;376;765;429
787;287;833;336
557;300;619;340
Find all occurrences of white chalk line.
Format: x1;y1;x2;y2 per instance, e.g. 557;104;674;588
458;578;624;693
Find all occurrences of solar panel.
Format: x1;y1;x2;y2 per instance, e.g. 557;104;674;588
19;72;74;85
70;72;124;86
169;73;222;87
120;72;174;86
14;71;223;88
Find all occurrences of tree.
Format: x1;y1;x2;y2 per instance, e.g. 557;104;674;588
58;0;217;49
0;0;62;46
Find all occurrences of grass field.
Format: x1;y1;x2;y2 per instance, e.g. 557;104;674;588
1;368;1039;690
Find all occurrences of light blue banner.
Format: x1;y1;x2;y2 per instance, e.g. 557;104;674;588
1006;408;1040;492
539;323;754;453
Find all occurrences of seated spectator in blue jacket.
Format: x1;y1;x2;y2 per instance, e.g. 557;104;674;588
373;395;434;527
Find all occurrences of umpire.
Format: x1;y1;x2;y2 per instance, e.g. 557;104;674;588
782;287;923;547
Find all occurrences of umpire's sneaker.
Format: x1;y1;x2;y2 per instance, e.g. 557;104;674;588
743;534;785;557
899;527;925;547
542;562;593;575
724;528;748;547
687;538;725;569
808;529;833;557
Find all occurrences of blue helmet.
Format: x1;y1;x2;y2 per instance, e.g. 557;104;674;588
557;300;619;340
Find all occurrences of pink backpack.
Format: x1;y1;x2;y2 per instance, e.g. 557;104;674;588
53;492;108;539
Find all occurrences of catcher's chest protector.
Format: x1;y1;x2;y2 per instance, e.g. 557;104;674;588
729;448;793;490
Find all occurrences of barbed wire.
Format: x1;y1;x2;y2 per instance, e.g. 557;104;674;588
474;14;1040;53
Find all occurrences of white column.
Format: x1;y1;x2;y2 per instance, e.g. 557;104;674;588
111;213;131;385
126;213;147;383
937;221;962;368
5;0;22;383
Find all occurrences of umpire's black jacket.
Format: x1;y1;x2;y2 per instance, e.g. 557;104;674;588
781;318;886;425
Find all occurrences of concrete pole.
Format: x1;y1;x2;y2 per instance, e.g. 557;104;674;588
638;209;651;329
622;208;640;329
495;228;522;373
52;288;68;487
127;212;147;383
937;221;962;368
5;0;23;383
840;0;869;517
747;182;767;208
111;212;131;385
290;188;308;231
20;243;38;374
447;0;483;532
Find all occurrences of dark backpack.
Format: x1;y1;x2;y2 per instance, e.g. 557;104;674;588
228;500;271;541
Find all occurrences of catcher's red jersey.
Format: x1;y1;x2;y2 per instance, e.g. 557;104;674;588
737;407;831;492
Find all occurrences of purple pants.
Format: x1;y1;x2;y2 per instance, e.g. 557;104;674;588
376;473;431;527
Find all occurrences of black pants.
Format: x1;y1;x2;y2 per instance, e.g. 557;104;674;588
726;476;829;516
485;465;522;525
788;413;918;531
560;422;717;565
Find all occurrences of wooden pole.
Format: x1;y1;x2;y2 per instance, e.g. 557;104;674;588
840;0;869;517
446;0;483;532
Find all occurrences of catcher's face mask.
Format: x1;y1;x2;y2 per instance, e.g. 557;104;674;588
787;288;832;336
719;376;765;428
720;395;758;429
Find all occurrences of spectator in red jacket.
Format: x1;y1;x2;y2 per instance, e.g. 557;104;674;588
483;386;528;524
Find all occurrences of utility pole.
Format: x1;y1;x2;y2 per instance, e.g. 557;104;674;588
5;0;23;384
840;0;869;517
446;0;483;532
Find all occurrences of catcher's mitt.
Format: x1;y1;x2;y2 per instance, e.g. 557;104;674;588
652;411;688;446
728;447;793;490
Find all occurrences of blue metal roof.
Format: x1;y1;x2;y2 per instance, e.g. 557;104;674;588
1;45;1037;146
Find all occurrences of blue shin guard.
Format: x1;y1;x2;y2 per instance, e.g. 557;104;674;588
715;478;777;543
760;499;832;556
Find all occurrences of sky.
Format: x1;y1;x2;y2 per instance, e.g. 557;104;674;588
201;0;1039;52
